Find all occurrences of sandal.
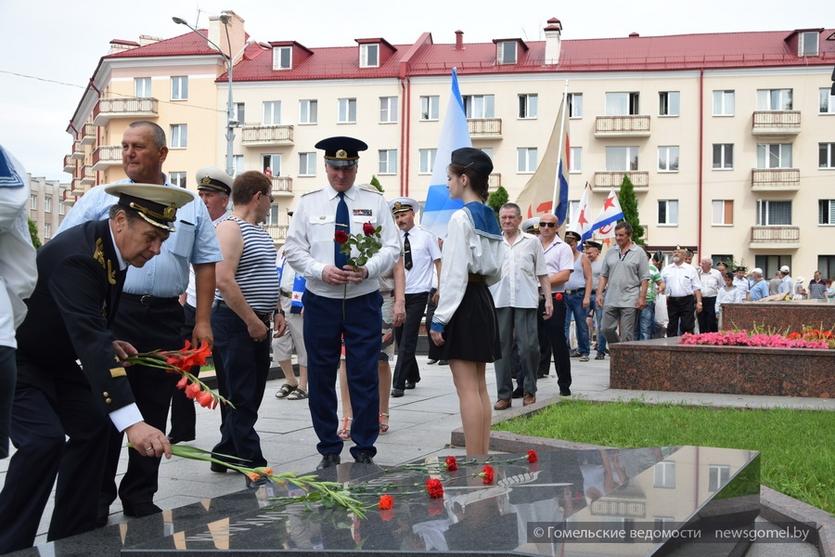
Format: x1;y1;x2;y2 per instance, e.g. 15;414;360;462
286;387;307;400
379;413;390;434
337;416;352;440
275;383;297;399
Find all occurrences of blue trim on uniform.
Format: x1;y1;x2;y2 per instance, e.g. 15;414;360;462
463;201;501;240
430;321;445;333
0;148;24;188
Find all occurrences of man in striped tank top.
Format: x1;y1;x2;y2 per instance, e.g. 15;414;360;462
210;171;283;478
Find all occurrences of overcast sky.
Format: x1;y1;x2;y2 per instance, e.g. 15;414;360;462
1;0;830;181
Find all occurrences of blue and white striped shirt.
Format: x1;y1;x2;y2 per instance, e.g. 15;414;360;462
216;216;279;314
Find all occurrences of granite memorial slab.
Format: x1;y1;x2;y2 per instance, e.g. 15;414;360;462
721;301;835;334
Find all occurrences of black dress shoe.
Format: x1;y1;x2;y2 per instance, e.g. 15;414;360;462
316;454;341;470
210;461;229;473
405;381;416;390
354;452;374;464
511;388;524;399
560;389;572;396
391;388;405;398
167;433;194;445
427;359;438;365
122;502;162;518
437;360;448;365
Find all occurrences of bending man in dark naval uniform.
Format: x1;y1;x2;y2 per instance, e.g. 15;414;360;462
0;185;192;553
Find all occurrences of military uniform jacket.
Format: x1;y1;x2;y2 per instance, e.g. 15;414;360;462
15;219;133;411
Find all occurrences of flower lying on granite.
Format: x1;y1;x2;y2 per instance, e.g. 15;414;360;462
425;478;444;499
444;455;458;471
480;465;495;485
378;494;394;510
527;449;538;463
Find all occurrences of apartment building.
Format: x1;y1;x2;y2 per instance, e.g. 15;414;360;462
28;174;70;243
63;13;835;278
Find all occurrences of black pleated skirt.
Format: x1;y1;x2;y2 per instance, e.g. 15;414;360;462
428;281;501;363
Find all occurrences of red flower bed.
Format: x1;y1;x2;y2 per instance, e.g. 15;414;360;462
680;329;831;350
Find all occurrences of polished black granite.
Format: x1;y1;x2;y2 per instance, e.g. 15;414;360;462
11;446;760;556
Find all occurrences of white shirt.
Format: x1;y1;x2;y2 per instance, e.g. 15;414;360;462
697;268;723;298
716;285;744;315
490;231;547;309
400;224;441;294
541;237;574;293
733;276;751;295
284;183;400;299
660;262;702;297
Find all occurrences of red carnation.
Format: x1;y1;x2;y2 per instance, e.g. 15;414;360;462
334;230;349;244
363;222;376;236
480;464;495;485
555;292;564;302
378;494;394;510
527;449;538;463
425;478;444;499
444;456;458;472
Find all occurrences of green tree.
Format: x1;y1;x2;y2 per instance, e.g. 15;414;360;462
618;176;644;245
28;218;41;249
486;186;508;215
369;175;384;193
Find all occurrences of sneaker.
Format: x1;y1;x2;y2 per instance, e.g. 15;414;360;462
579;355;590;362
595;353;605;360
560;389;572;397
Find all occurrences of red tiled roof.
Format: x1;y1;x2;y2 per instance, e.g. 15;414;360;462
106;30;221;58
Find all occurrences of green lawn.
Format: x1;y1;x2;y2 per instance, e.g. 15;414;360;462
494;400;835;514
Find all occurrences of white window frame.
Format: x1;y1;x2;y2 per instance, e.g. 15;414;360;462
757;200;792;226
233;155;245;176
29;194;37;210
518;93;538;119
757;143;792;169
819;88;835;114
711;200;734;226
262;154;281;176
420;95;439;121
58;199;65;215
298;152;316;177
232;102;245;126
658;91;680;117
821;143;835;169
299;99;318;125
657;146;680;172
360;43;379;68
43;223;51;240
712;144;734;170
819;199;835;225
757;89;793;111
463;95;495;119
709;465;731;492
569;146;582;173
568;93;583;118
134;77;152;98
799;31;819;56
517;147;537;173
605;146;639;171
170;76;188;101
338;98;357;124
263;101;281;125
169;171;187;188
170;124;187;149
657;199;679;226
272;46;292;70
44;195;52;213
605;92;640;116
712;90;735;116
378;149;397;175
497;41;517;65
654;461;676;489
379;96;398;123
418;148;436;174
268;204;280;226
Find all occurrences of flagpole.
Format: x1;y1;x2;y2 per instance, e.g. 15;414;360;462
550;80;570;213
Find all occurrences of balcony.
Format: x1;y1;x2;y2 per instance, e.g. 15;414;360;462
270;176;293;197
751;168;800;192
487;173;502;191
751;111;801;136
749;226;800;250
241;125;294;147
265;224;289;243
92;145;122;171
80;123;96;146
93;97;159;126
592;171;649;192
80;166;95;186
70;140;85;160
467;118;502;140
62;188;79;206
63;154;75;174
594;115;651;138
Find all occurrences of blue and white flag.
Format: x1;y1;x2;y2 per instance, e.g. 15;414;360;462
420;68;472;238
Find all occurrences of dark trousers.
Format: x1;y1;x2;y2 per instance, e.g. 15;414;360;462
100;296;183;514
303;290;381;459
424;288;437;338
537;296;551;375
392;292;428;389
0;366;110;552
494;307;539;399
698;296;718;333
211;304;270;468
169;303;198;441
667;295;696;337
542;293;572;392
0;346;14;460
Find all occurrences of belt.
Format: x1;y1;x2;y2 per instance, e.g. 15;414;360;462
565;287;586;296
468;274;486;284
123;293;179;307
214;300;274;324
280;289;292;298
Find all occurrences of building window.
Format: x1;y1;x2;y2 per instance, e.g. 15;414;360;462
171;76;188;100
360;43;379;68
712;144;734;170
299;99;318;124
170;124;187;149
463;95;495;119
605;146;639;171
135;77;151;98
757;89;793;111
819;88;835;113
338;98;357;123
263;101;281;125
169;171;187;188
709;465;731;492
231;103;245;125
756;255;792;279
605;92;640;116
262;154;281;176
268;204;280;226
418;148;436;174
712;90;735;116
379;96;398;123
712;254;734;267
44;195;52;213
29;194;37;210
420;95;439;121
653;461;676;489
657;146;679;172
712;200;734;225
233;155;245;175
799;31;819;56
378;149;397;175
819;143;835;168
517;148;537;173
569;147;582;173
480;147;494;160
568;93;583;118
272;46;292;70
757;144;792;169
497;41;517;64
818;255;835;278
819;199;835;225
659;91;680;116
58;199;65;215
658;200;679;226
299;152;316;176
518;94;538;119
757;200;792;225
44;223;51;240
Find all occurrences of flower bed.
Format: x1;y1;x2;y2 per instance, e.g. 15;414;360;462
680;328;833;350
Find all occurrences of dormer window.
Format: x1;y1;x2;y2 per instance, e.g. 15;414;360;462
799;31;819;56
360;43;379;68
273;46;292;70
497;41;517;65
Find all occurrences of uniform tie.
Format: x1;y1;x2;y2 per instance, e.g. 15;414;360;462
334;191;349;268
403;231;413;271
